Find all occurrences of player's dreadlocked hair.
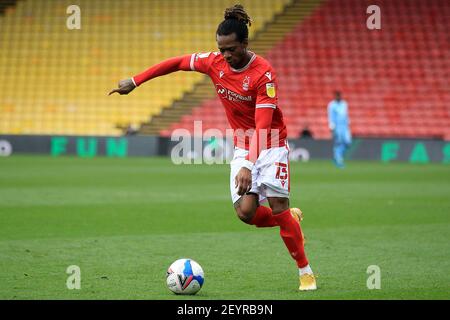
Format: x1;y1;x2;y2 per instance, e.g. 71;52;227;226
216;4;252;43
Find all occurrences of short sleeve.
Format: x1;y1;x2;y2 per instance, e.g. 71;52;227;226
190;52;218;75
255;69;278;109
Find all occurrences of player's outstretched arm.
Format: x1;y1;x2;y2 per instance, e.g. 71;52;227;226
109;55;193;97
109;78;136;96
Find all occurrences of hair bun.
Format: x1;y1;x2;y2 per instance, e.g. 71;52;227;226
224;4;252;27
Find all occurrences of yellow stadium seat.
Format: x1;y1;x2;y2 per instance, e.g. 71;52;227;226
0;0;291;136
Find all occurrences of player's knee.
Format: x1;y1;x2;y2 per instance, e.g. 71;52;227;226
234;194;258;223
235;205;255;224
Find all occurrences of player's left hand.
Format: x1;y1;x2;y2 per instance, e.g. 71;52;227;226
108;78;136;95
235;167;252;196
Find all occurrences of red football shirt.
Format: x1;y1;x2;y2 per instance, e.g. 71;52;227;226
132;51;288;160
189;51;287;150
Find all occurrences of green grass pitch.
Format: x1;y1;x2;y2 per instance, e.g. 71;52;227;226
0;156;449;300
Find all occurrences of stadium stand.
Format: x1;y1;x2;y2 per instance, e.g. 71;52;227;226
0;0;291;135
0;1;17;16
164;0;450;140
142;0;324;135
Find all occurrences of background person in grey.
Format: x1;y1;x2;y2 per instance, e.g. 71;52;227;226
327;91;352;167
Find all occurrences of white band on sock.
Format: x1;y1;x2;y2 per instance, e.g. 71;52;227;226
299;264;313;276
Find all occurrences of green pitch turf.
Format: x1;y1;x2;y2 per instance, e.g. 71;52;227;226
0;156;449;300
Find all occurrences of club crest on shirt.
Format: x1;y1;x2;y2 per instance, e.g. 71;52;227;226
266;83;276;98
242;76;250;91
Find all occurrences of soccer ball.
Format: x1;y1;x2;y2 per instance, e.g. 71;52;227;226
166;258;204;295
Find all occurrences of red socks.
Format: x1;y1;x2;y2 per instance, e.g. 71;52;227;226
273;209;309;268
248;206;309;268
249;206;278;227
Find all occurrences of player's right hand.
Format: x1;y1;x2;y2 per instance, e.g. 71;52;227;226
108;78;136;95
235;167;252;196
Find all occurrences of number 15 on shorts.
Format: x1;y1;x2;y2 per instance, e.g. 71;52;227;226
275;162;288;188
